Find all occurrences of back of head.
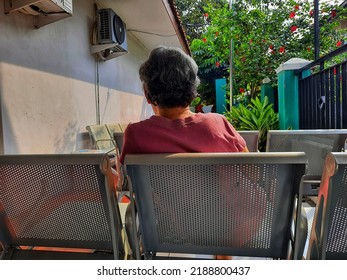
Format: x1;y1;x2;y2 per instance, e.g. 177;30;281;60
139;46;200;108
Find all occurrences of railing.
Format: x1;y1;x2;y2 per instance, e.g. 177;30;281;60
295;44;347;129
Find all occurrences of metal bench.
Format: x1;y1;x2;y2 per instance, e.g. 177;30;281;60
86;124;117;152
266;129;347;196
124;152;308;260
0;153;124;260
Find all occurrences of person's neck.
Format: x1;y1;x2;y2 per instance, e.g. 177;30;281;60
154;106;195;120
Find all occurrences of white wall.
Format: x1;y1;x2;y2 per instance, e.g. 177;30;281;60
0;0;152;154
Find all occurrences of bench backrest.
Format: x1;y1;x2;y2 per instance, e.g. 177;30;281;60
266;129;347;177
238;130;259;152
113;132;125;154
105;123;123;135
125;152;307;259
307;152;347;259
0;154;123;259
86;125;116;151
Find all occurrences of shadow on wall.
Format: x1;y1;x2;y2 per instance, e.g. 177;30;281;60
0;64;3;154
1;62;17;154
0;1;96;85
54;120;78;153
0;101;18;154
0;89;4;154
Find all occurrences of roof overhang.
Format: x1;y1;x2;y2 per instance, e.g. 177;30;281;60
97;0;190;55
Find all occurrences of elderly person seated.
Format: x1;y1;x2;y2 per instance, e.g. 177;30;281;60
119;46;249;260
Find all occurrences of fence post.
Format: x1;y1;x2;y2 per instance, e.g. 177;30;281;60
261;78;274;104
215;78;227;114
261;77;277;112
276;58;310;130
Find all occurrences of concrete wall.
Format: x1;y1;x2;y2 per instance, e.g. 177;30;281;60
0;0;152;154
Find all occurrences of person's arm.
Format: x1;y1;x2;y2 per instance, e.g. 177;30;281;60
242;146;249;152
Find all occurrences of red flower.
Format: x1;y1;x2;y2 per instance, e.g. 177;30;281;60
215;31;219;36
289;12;296;18
239;88;245;93
241;56;246;62
269;45;273;49
331;10;337;18
204;13;208;18
291;25;298;32
295;5;300;11
309;10;314;17
202;37;207;43
336;40;343;47
195;104;203;113
215;61;220;68
307;47;311;52
279;46;285;53
271;49;275;54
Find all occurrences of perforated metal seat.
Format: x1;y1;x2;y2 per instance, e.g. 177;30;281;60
0;154;124;260
125;152;307;260
266;129;347;196
307;152;347;259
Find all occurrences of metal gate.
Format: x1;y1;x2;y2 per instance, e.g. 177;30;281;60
296;45;347;129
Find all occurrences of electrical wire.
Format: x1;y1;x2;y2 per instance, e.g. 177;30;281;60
127;29;176;37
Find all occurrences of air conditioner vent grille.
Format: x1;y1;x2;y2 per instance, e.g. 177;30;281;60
99;9;111;41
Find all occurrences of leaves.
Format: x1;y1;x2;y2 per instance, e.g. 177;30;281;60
225;96;279;151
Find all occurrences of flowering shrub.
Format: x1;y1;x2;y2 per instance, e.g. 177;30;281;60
190;96;206;113
190;0;347;101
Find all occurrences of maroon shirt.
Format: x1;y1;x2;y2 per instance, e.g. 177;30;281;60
120;113;246;164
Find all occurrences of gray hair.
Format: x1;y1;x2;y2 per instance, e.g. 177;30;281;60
139;46;200;108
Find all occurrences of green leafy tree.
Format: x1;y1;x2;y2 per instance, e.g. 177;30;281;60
175;0;227;42
176;0;228;105
190;0;347;103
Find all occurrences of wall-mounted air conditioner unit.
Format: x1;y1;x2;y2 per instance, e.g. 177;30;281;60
91;8;128;61
4;0;73;28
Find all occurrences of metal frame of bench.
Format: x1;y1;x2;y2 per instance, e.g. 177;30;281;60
0;153;124;260
306;152;347;259
238;130;259;152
